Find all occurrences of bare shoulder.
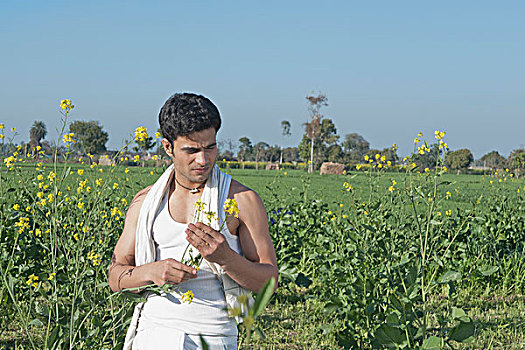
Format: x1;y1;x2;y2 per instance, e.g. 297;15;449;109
128;185;153;212
229;179;263;204
229;179;266;218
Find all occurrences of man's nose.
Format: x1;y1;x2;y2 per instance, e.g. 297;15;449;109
195;151;207;165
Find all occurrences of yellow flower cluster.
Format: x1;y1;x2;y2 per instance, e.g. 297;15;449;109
417;144;431;155
363;154;391;168
434;130;446;140
15;217;30;234
63;133;76;144
342;182;353;192
414;132;423;144
388;180;397;193
87;250;101;266
134;155;140;163
182;290;194;304
3;155;16;169
60;99;74;111
223;199;240;218
134;126;149;142
194;199;205;213
26;274;39;288
110;207;123;217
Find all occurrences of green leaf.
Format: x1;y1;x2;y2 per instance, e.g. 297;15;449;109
120;292;148;303
295;273;312;288
478;265;499;277
251;277;276;318
47;325;60;349
386;313;400;327
422;336;443;349
449;322;475;342
198;334;209;350
374;324;405;346
439;271;461;283
96;282;109;288
29;318;44;327
451;307;470;322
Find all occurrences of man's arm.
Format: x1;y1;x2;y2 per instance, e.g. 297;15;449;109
108;187;197;293
185;185;278;293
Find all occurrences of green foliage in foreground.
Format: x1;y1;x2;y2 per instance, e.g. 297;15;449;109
1;159;524;349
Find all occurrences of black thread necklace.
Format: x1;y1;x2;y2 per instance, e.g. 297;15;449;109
174;177;206;193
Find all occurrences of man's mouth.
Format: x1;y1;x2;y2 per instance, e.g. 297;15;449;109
193;167;208;174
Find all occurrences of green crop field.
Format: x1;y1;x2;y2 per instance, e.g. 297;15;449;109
1;157;524;349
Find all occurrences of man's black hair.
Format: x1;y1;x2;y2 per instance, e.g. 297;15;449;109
158;93;221;143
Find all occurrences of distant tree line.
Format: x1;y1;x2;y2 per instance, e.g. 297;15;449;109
14;95;525;176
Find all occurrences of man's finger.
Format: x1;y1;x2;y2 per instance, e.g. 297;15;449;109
186;230;209;251
168;260;198;275
188;223;215;240
186;225;210;242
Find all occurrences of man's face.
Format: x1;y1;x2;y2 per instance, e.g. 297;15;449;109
163;127;217;184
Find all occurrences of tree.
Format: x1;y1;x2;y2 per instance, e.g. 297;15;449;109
217;138;237;161
343;133;370;164
29;121;47;152
380;146;399;163
238;137;252;169
69;121;109;155
305;92;328;173
508;149;525;178
282;147;300;162
327;144;344;163
413;143;440;169
298;117;339;169
480;151;506;169
253;141;269;170
264;145;281;163
446;149;473;173
280;120;291;164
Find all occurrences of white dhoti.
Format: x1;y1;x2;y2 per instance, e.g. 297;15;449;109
132;326;237;350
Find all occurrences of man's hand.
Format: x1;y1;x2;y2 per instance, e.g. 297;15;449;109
145;259;198;287
185;223;233;266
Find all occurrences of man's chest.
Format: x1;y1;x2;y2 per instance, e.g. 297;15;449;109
167;195;240;235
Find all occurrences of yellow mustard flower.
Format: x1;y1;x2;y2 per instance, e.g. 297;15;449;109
60;99;74;111
134;126;149;142
223;199;240;218
182;290;194;304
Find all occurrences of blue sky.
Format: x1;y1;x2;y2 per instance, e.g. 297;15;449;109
1;1;523;158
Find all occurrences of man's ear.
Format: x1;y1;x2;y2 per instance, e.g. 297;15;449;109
162;139;173;157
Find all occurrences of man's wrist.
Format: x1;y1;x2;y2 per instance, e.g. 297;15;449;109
218;247;239;271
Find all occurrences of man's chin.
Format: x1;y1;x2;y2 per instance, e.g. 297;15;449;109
189;170;212;183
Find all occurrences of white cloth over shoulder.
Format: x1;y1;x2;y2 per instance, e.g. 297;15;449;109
123;165;252;350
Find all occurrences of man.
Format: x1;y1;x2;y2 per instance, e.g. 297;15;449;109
108;93;278;349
